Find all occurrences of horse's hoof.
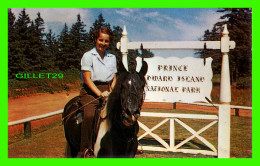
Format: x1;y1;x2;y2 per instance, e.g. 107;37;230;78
82;149;95;158
136;149;143;155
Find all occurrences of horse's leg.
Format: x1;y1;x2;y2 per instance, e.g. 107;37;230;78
65;142;72;158
129;138;138;158
65;141;79;158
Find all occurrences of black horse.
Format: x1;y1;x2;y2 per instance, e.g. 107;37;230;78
62;60;148;158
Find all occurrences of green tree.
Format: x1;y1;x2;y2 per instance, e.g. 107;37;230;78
217;8;252;83
197;8;252;84
56;14;88;70
27;12;48;71
8;9;16;42
56;23;72;70
34;12;45;41
109;26;123;59
87;13;109;50
127;48;154;72
196;27;222;75
8;9;17;78
44;29;58;69
69;14;87;69
8;9;52;76
86;14;123;63
11;8;31;76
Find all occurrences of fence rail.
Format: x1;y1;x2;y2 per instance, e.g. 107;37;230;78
8;103;251;138
8;109;63;127
125;41;236;50
8;109;63;138
176;102;252;110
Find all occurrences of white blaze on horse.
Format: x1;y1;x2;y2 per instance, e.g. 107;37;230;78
62;60;148;158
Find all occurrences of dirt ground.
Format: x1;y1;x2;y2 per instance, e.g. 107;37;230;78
8;90;80;136
8;90;79;122
8;90;78;158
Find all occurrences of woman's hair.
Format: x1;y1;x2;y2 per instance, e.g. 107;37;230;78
93;27;113;42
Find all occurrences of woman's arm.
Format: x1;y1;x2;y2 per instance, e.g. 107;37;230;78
110;74;117;91
82;71;103;97
82;71;112;97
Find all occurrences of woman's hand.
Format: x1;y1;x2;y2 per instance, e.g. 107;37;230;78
100;91;110;98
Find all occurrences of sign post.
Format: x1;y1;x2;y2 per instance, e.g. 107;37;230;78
120;26;129;71
218;24;232;158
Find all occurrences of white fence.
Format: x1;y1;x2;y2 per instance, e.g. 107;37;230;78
116;24;235;158
138;111;219;156
8;104;250;137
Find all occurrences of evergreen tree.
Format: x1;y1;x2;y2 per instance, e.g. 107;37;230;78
218;8;252;83
69;14;87;69
127;48;154;72
8;9;17;78
34;12;45;41
46;29;56;48
27;12;47;71
197;8;252;84
11;9;31;76
109;26;123;60
196;26;222;75
87;14;109;50
44;29;57;70
8;9;54;76
57;23;74;70
8;9;16;42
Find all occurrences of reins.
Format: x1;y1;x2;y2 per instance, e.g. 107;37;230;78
62;96;104;122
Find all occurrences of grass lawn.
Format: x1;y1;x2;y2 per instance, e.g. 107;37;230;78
8;108;252;158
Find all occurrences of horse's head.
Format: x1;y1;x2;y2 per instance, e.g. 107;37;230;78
118;60;148;127
108;60;148;127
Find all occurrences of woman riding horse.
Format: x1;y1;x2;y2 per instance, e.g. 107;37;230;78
79;27;117;158
63;59;148;158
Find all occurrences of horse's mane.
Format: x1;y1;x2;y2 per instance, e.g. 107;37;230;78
106;72;128;121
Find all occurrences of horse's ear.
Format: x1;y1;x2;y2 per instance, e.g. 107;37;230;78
118;60;128;74
138;60;148;77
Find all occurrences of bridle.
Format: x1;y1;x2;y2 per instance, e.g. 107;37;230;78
120;76;145;125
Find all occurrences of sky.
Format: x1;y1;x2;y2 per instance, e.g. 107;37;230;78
11;8;225;57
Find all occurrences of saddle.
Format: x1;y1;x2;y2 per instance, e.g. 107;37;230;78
62;96;107;146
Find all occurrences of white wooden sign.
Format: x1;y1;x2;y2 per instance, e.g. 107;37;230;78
144;57;213;103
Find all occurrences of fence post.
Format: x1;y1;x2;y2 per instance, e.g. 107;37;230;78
120;25;129;71
24;122;31;138
170;118;175;149
218;24;231;158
